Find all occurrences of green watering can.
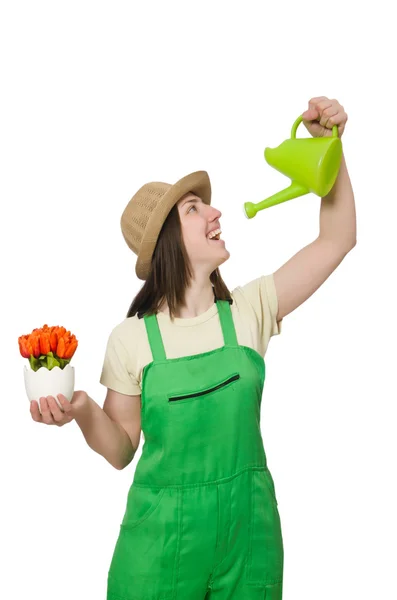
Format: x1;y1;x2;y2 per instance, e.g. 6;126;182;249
243;114;343;218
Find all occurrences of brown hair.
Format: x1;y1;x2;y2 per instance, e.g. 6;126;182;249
126;203;232;321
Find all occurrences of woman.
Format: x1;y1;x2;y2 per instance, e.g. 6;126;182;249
31;97;355;599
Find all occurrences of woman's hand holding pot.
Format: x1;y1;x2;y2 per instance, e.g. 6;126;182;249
30;390;88;426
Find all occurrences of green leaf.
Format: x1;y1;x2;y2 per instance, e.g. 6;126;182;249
29;355;40;372
28;351;69;371
58;357;71;369
47;355;61;370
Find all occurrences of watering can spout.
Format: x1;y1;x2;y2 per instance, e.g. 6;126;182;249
243;115;342;218
244;181;308;219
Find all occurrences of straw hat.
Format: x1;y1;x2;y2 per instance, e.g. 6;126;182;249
120;170;212;280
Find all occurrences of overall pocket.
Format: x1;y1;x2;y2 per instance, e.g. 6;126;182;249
108;485;178;600
168;373;240;403
246;470;284;587
120;484;165;530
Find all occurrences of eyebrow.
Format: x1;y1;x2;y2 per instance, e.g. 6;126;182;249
182;197;201;207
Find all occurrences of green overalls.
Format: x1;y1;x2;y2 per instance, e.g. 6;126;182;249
107;298;284;600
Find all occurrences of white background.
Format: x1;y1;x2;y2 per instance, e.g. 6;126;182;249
1;1;396;599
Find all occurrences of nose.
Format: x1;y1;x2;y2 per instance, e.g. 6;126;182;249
209;205;222;221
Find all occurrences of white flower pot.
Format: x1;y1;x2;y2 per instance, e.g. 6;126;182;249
24;363;75;413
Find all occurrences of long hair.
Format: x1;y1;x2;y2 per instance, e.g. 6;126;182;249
126;203;232;321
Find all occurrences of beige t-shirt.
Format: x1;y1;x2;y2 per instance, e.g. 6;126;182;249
99;273;282;396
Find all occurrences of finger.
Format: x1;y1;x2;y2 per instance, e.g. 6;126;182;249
302;107;320;121
40;397;55;425
329;112;347;126
47;396;66;424
30;400;43;422
327;111;347;131
302;96;333;121
320;105;339;128
308;96;329;112
329;111;347;136
309;98;333;121
308;96;329;105
57;394;74;417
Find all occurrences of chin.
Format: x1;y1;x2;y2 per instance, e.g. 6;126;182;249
215;249;231;269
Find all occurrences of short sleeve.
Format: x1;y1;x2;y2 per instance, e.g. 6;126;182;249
239;272;283;351
99;330;141;396
262;272;283;336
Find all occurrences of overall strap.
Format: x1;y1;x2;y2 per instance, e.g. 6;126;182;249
217;300;238;347
143;313;166;361
143;299;237;360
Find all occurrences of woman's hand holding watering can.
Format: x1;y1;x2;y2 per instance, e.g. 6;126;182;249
301;96;348;138
243;95;347;218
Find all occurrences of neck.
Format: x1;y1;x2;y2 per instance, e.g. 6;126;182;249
159;276;215;319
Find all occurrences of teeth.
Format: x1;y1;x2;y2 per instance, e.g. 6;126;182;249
207;228;222;239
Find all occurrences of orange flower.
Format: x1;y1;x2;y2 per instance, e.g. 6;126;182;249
18;324;78;361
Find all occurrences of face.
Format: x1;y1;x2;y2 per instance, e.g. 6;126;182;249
176;192;230;275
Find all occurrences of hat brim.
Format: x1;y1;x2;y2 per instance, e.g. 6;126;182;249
136;170;211;280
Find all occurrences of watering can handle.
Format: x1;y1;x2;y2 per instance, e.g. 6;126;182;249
291;115;338;139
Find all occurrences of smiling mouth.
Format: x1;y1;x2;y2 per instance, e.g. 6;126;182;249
207;228;222;241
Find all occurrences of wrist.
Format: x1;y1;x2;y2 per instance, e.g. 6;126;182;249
73;391;92;421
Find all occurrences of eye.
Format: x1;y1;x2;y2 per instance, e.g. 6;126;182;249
188;205;197;213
